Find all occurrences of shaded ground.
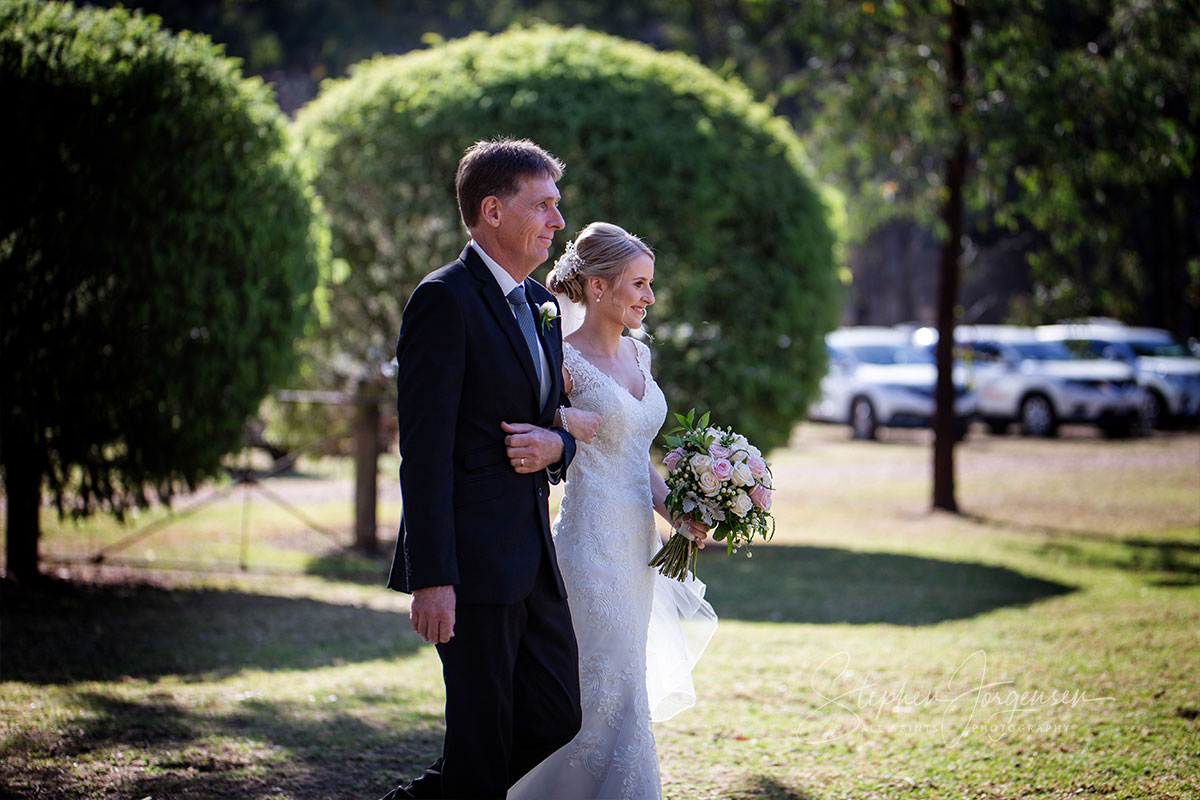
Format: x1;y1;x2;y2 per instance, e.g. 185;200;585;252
1;576;420;683
699;544;1072;625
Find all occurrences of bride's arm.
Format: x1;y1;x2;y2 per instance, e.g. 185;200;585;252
553;365;601;443
650;461;707;546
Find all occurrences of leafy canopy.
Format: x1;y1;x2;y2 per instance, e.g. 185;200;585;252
294;25;840;452
0;0;329;519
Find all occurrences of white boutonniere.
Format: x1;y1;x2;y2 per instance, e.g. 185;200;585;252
538;300;559;333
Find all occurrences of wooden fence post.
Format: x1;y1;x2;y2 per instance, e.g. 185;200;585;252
353;382;381;554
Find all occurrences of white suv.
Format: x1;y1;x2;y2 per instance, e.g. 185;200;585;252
957;325;1144;437
1036;321;1200;429
808;327;976;440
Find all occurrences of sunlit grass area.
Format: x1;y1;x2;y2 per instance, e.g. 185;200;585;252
3;427;1198;798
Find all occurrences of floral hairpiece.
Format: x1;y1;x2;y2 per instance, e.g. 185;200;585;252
553;239;585;280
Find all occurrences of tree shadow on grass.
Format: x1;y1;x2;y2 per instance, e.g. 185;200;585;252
730;775;824;800
698;544;1073;625
0;688;443;800
1;578;422;684
305;548;393;585
964;513;1200;587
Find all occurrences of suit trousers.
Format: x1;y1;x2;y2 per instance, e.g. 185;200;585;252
410;548;582;799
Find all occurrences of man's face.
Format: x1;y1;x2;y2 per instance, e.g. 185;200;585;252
493;174;564;276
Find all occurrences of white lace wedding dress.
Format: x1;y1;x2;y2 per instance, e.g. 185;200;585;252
509;338;717;800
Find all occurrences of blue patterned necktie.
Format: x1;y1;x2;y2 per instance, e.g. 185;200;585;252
506;284;544;396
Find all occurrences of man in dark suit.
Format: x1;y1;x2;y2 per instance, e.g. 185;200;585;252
380;138;581;799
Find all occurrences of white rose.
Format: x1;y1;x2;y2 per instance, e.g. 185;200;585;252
698;470;722;497
689;453;713;475
731;448;749;463
731;490;753;517
731;461;754;487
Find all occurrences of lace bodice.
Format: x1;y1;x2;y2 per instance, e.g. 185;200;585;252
557;337;667;556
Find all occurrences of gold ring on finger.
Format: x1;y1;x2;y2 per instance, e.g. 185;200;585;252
521;458;525;467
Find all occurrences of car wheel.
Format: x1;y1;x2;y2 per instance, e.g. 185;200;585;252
984;417;1009;436
850;396;878;440
1019;394;1057;437
1140;390;1168;431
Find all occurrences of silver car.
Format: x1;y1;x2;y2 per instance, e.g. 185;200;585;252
808;327;976;440
1036;322;1200;429
958;325;1144;437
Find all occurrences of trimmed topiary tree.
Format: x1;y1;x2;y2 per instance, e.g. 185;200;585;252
294;25;839;454
0;0;329;582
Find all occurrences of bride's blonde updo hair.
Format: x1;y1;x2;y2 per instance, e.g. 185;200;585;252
547;221;654;304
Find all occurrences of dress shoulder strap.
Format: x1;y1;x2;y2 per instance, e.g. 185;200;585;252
563;341;602;397
631;337;653;376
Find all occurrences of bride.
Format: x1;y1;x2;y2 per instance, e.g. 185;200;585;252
509;222;718;800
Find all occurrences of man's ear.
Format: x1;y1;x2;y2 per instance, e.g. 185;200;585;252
479;195;503;228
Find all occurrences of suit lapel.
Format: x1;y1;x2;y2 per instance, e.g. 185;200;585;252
463;246;541;398
534;293;563;405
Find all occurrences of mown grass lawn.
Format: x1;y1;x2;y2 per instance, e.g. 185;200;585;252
3;425;1198;799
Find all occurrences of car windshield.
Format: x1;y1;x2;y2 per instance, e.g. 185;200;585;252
1005;341;1074;361
1127;339;1193;358
841;344;934;365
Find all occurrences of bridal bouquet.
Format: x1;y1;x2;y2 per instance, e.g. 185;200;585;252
650;409;775;581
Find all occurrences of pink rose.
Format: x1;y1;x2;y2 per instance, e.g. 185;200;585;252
747;455;767;478
749;484;772;511
709;442;732;460
711;458;733;481
664;448;685;472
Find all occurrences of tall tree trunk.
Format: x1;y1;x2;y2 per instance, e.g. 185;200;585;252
2;422;42;583
933;0;968;513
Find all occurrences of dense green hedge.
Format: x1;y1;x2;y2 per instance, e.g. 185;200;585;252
294;25;839;452
0;0;328;576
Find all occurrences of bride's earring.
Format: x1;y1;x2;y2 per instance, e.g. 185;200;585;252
595;291;602;304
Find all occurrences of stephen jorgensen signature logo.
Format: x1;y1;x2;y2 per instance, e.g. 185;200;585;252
801;650;1115;746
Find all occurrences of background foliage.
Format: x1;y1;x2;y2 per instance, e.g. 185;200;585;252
100;0;1197;338
779;0;1199;330
293;25;840;452
0;0;328;573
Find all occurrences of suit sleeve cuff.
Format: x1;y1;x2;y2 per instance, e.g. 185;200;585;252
546;426;575;485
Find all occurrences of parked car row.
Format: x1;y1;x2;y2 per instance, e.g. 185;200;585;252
808;327;976;440
1035;320;1200;430
808;321;1200;440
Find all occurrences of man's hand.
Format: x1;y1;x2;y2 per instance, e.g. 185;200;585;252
502;421;565;473
410;584;456;643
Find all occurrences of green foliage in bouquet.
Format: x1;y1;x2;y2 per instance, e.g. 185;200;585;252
652;409;775;581
293;25;841;452
0;0;329;580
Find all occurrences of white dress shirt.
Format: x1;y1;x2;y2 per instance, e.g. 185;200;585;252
470;240;552;408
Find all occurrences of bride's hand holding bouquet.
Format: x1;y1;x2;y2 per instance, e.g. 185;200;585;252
650;409;775;581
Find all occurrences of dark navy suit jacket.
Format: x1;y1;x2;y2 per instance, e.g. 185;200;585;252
386;244;575;604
